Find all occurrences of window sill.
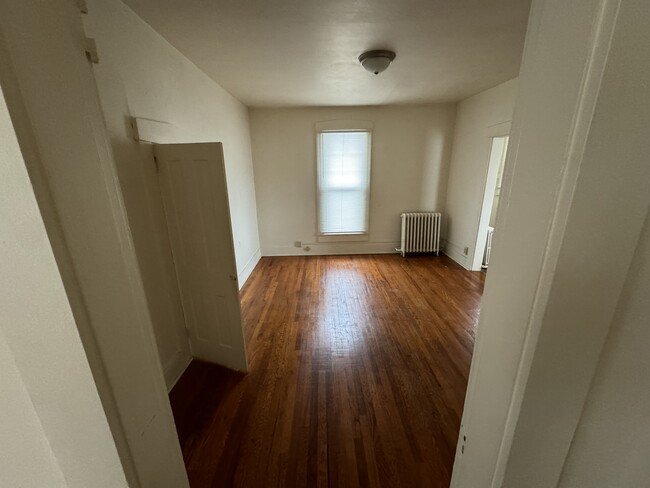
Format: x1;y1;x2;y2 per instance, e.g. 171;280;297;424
317;233;369;243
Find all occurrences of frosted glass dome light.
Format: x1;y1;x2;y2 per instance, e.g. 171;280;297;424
358;50;396;75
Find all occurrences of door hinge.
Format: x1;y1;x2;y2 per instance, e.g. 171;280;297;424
153;156;160;172
84;37;99;64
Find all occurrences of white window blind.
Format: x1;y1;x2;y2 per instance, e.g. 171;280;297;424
317;130;371;234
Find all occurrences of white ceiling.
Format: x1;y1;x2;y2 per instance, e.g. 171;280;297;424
122;0;531;107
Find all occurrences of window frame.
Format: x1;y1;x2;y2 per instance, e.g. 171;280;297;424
315;120;373;240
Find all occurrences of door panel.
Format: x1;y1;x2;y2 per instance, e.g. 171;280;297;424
155;143;247;371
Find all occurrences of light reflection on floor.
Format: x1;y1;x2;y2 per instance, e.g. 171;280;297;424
317;260;368;357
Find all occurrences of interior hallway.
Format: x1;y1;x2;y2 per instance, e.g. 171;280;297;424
170;254;485;487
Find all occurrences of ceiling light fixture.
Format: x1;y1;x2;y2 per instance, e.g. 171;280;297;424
358;50;396;75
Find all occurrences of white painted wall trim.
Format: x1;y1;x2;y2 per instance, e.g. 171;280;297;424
164;352;192;393
263;241;401;256
314;119;374;131
443;240;470;270
238;247;262;288
316;233;369;243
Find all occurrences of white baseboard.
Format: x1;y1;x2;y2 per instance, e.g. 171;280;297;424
443;239;471;270
237;247;261;289
262;241;401;256
163;350;192;392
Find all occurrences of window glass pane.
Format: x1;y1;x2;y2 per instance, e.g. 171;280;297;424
318;131;371;234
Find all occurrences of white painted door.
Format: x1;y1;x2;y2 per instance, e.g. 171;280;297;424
155;143;248;371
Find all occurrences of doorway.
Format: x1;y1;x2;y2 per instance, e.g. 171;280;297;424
473;135;510;271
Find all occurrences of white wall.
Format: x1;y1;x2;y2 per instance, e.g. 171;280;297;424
0;86;126;487
0;0;189;485
250;104;456;255
85;0;261;388
444;79;517;269
558;211;650;487
0;331;67;488
497;0;650;483
451;0;650;485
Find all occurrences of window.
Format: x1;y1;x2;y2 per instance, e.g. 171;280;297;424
317;130;371;235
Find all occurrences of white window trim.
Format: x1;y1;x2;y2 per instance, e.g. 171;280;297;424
315;120;374;240
316;233;369;243
315;119;374;132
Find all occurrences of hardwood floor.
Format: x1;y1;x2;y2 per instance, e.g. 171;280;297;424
170;254;485;487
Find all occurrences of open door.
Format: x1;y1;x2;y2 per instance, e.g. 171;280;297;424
154;142;248;371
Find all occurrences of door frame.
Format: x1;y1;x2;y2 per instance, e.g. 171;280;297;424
470;125;511;271
0;1;188;486
451;0;647;486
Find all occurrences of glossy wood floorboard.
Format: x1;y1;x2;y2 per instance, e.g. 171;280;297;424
170;254;485;488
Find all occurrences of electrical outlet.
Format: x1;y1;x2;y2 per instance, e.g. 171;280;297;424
294;241;302;248
463;246;469;256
